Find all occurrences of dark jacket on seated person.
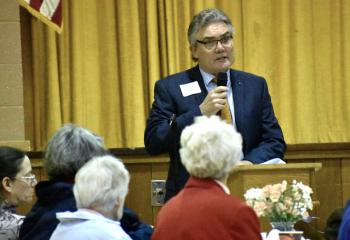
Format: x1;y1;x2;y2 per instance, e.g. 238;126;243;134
19;180;153;240
338;201;350;240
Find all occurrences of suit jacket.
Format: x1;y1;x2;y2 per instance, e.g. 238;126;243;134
152;177;262;240
144;65;286;199
338;201;350;240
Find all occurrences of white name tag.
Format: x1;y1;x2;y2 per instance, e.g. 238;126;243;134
180;81;201;97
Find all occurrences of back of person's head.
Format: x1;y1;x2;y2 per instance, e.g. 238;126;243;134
180;115;242;180
324;207;344;240
44;124;108;180
187;8;235;46
0;147;25;199
73;155;130;220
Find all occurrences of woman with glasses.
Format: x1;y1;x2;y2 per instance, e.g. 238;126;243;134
0;146;37;240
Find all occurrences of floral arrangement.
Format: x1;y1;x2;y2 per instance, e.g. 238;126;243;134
244;180;313;223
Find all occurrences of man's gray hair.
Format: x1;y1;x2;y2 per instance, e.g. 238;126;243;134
187;8;235;46
44;124;108;180
73;155;130;218
180;116;243;180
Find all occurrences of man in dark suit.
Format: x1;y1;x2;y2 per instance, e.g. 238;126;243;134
144;8;286;201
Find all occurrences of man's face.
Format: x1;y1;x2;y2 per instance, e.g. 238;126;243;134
191;22;234;76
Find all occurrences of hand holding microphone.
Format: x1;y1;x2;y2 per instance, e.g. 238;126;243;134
199;72;228;116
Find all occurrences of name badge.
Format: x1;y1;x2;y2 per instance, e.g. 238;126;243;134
180;81;201;97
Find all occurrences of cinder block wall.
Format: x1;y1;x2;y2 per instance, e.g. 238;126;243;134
0;0;29;150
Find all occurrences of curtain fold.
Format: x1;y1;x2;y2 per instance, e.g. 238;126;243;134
241;0;350;143
21;0;350;150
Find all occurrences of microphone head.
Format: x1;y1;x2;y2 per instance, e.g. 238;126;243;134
217;72;228;86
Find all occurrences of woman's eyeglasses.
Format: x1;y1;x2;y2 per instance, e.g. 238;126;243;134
16;173;37;186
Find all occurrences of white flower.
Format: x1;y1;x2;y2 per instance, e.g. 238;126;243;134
244;188;264;200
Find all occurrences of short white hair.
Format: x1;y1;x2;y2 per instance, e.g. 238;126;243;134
180;115;243;180
73;155;130;214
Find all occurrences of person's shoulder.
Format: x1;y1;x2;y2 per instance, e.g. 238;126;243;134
231;69;266;82
217;195;259;222
220;193;253;210
83;220;132;239
0;210;23;239
157;66;197;84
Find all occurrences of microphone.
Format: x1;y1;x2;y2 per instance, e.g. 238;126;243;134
216;72;228;117
217;72;227;86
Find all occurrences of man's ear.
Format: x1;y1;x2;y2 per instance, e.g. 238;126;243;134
190;45;198;61
2;177;13;193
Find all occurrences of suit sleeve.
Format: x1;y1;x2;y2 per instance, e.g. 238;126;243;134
144;80;202;155
244;78;286;163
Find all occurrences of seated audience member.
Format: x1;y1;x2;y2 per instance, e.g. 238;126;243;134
337;202;350;240
50;155;131;239
19;124;152;240
324;207;344;240
152;116;262;240
0;147;37;240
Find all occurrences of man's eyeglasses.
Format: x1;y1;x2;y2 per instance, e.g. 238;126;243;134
196;35;233;50
16;173;37;186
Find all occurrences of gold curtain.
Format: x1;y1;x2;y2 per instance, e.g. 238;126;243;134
241;0;350;143
21;0;350;150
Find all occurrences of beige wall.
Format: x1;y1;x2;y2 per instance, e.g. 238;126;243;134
0;0;29;150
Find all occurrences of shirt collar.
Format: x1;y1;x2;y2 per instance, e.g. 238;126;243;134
199;67;231;87
214;179;231;194
56;208;120;225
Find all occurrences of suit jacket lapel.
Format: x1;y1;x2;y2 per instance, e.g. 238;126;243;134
231;69;245;134
187;65;208;106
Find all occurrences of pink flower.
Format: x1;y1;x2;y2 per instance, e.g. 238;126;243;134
269;183;283;202
283;197;293;209
262;184;273;198
254;202;267;217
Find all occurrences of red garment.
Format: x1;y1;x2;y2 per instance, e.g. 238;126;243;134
152;177;262;240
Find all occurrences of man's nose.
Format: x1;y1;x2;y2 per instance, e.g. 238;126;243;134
215;41;225;51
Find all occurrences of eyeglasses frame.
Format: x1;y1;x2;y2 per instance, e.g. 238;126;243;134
15;173;37;186
196;35;233;50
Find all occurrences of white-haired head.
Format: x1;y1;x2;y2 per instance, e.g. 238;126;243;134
73;155;130;220
180;115;243;181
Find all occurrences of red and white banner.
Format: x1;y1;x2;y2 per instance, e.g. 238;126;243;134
18;0;62;33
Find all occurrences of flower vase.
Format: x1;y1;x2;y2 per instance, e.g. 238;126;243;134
270;221;295;231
